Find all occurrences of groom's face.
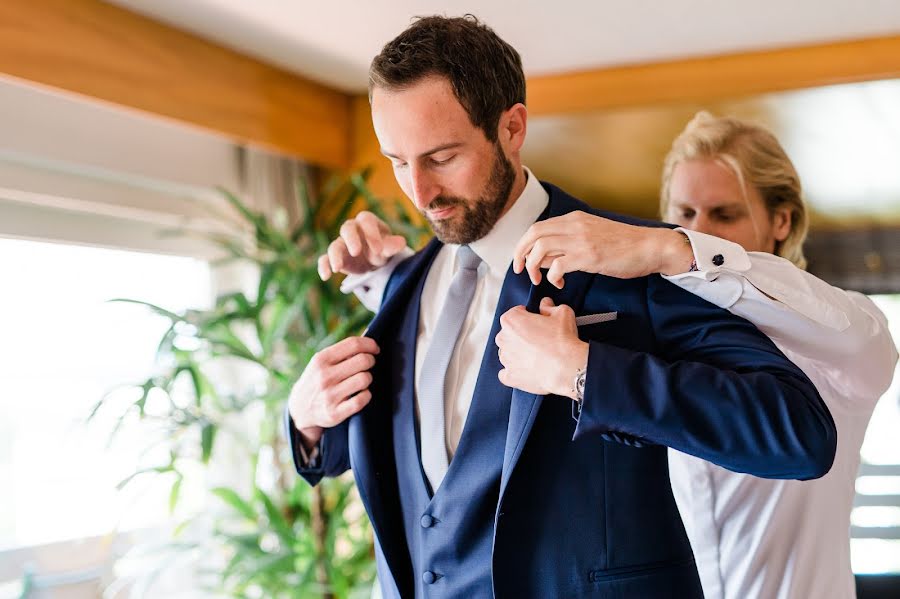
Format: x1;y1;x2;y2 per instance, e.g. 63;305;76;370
371;76;515;245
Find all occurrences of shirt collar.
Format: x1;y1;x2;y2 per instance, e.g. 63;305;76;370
450;166;548;274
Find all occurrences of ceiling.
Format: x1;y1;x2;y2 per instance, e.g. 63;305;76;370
107;0;900;92
104;1;900;227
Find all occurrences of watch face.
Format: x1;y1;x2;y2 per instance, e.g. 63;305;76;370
574;369;586;401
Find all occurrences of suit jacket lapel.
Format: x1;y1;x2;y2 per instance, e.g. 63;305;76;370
348;237;441;597
498;187;596;502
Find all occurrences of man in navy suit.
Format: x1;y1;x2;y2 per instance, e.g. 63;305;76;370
286;15;836;598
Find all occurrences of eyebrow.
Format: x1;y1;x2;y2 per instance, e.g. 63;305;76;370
381;142;463;160
672;200;745;211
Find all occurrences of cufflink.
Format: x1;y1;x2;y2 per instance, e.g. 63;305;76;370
712;254;725;266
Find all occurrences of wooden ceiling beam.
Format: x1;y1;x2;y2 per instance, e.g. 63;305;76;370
527;35;900;115
0;0;351;167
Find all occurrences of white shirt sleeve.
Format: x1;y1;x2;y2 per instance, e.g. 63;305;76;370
339;248;415;312
664;228;898;402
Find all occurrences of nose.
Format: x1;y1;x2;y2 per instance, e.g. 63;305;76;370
408;165;440;211
690;213;715;236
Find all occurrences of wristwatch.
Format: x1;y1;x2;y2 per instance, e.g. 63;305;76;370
572;367;586;403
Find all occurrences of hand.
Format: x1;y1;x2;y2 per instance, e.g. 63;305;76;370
512;211;694;288
495;297;589;399
317;210;409;280
287;336;379;448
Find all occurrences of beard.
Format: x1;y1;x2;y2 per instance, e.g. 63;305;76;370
423;144;516;245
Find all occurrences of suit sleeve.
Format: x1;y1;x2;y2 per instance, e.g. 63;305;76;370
284;406;351;486
573;275;837;481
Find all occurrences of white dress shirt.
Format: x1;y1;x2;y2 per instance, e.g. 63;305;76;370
664;228;898;599
343;168;548;491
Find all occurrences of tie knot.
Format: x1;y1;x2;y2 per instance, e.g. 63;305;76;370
456;245;482;272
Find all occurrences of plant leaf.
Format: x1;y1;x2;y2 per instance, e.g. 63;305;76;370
108;298;183;322
200;421;216;464
169;473;183;513
212;487;257;522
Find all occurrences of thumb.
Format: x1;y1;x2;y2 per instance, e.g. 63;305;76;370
539;296;556;315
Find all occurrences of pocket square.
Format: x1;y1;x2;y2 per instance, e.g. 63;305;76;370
575;311;618;326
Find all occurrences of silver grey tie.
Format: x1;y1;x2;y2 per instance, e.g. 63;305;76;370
418;245;482;491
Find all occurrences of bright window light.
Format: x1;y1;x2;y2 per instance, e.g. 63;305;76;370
0;238;212;550
851;295;900;575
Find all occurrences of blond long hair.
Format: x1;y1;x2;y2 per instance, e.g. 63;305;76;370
660;112;809;269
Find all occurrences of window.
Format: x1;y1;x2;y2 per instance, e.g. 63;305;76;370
851;294;900;574
0;238;212;551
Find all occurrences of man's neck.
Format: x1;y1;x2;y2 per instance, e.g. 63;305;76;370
498;166;529;218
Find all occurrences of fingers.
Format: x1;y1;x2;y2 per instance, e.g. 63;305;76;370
383;235;408;257
523;239;544;286
498;368;511;387
513;225;539;275
498;305;525;330
546;256;572;289
327;238;349;275
328;370;373;404
340;220;364;257
329;351;377;384
317;336;380;366
317;254;332;281
329;212;407;272
524;236;567;287
332;389;373;421
539;297;556;315
513;220;554;274
513;216;575;274
355;211;384;257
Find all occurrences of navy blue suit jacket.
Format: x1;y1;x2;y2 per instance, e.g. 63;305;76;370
288;183;836;598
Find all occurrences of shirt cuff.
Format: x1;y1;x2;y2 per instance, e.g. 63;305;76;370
671;228;752;278
339;247;414;312
662;229;752;309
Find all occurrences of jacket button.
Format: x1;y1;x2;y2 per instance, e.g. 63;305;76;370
420;514;435;528
712;254;725;266
422;571;437;584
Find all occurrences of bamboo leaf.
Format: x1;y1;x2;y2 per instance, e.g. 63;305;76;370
169;473;183;513
256;262;276;306
217;186;265;230
155;322;179;359
172;363;205;407
212;487;257;522
200;421;216;464
291;177;316;242
108;298;183;322
216;291;255;316
116;465;171;491
254;487;294;543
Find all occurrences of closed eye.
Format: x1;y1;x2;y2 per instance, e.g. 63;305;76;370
429;155;455;166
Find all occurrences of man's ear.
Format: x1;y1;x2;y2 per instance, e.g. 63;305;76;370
772;205;793;242
499;103;527;154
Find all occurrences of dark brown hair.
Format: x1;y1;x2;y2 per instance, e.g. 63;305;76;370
369;15;526;142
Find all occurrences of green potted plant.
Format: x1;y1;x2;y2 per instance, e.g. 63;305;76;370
91;171;427;598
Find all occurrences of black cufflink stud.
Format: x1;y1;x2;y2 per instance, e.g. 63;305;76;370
712;254;725;266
